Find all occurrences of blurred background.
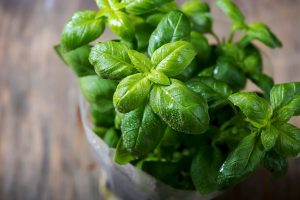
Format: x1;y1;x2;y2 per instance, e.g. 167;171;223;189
0;0;299;199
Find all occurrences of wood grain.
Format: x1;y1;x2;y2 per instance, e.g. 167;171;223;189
0;0;299;200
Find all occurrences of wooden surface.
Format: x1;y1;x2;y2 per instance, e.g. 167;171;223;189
0;0;299;200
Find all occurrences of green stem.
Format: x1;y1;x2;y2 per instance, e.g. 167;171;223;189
210;31;221;44
227;31;235;43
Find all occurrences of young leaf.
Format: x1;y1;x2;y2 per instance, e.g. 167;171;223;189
186;77;233;108
150;79;209;134
147;69;171;86
115;137;136;165
217;132;265;187
229;92;272;128
61;11;105;51
108;11;135;40
261;125;280;151
148;10;191;55
113;73;151;113
151;41;197;77
89;41;136;80
128;50;152;72
215;0;245;23
79;75;117;103
243;23;282;48
181;0;212;33
191;146;224;194
270;82;300;122
264;151;288;178
274;123;300;157
124;0;173;15
121;105;166;157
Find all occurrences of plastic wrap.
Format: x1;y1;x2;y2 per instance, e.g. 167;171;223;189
79;93;221;200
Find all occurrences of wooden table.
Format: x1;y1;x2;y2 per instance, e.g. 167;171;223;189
0;0;299;199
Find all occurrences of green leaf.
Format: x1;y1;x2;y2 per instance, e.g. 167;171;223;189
261;125;280;151
249;73;274;96
214;59;246;90
62;45;96;77
151;41;197;77
181;0;212;33
229;92;272;128
89;41;136;80
187;77;233;109
113;73;151;113
190;31;211;62
121;105;166;157
96;0;120;9
191;146;224;194
124;0;173;15
148;10;191;55
147;69;171;86
104;128;120;148
128;50;152;73
61;11;105;51
150;79;209;134
90;102;115;127
274;123;300;157
79;75;117;103
245;22;282;48
270;82;300;122
216;0;245;22
108;11;135;40
243;44;263;74
115;137;136;165
135;22;155;52
146;12;166;26
217;132;265;187
264;150;288;178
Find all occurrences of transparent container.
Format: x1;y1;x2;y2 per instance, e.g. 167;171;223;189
79;93;222;200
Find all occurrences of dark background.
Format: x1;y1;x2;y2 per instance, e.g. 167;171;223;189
0;0;300;199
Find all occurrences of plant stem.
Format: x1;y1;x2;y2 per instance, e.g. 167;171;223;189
227;31;235;43
210;31;221;44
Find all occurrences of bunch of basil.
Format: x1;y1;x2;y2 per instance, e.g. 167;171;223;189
55;0;300;195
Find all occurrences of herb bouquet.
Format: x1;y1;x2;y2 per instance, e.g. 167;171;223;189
55;0;300;198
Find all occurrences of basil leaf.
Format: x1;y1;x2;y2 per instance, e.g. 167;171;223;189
261;125;280;151
243;44;263;74
124;0;173;15
121;105;166;157
148;10;191;55
245;23;282;48
217;132;265;187
264;151;288;178
90;103;115;127
108;11;135;40
151;41;197;77
214;59;246;90
150;79;209;134
274;123;300;157
135;22;154;52
113;73;151;113
229;92;272;128
270;82;300;122
79;75;117;103
115;137;136;165
181;0;212;33
187;77;233;109
190;31;211;62
191;146;224;194
249;73;274;96
61;11;105;51
128;49;152;72
216;0;245;23
89;41;136;80
146;12;166;26
96;0;120;9
62;45;96;77
147;69;171;86
104;128;120;148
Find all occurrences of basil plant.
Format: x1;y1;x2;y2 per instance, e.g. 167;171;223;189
55;0;300;195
